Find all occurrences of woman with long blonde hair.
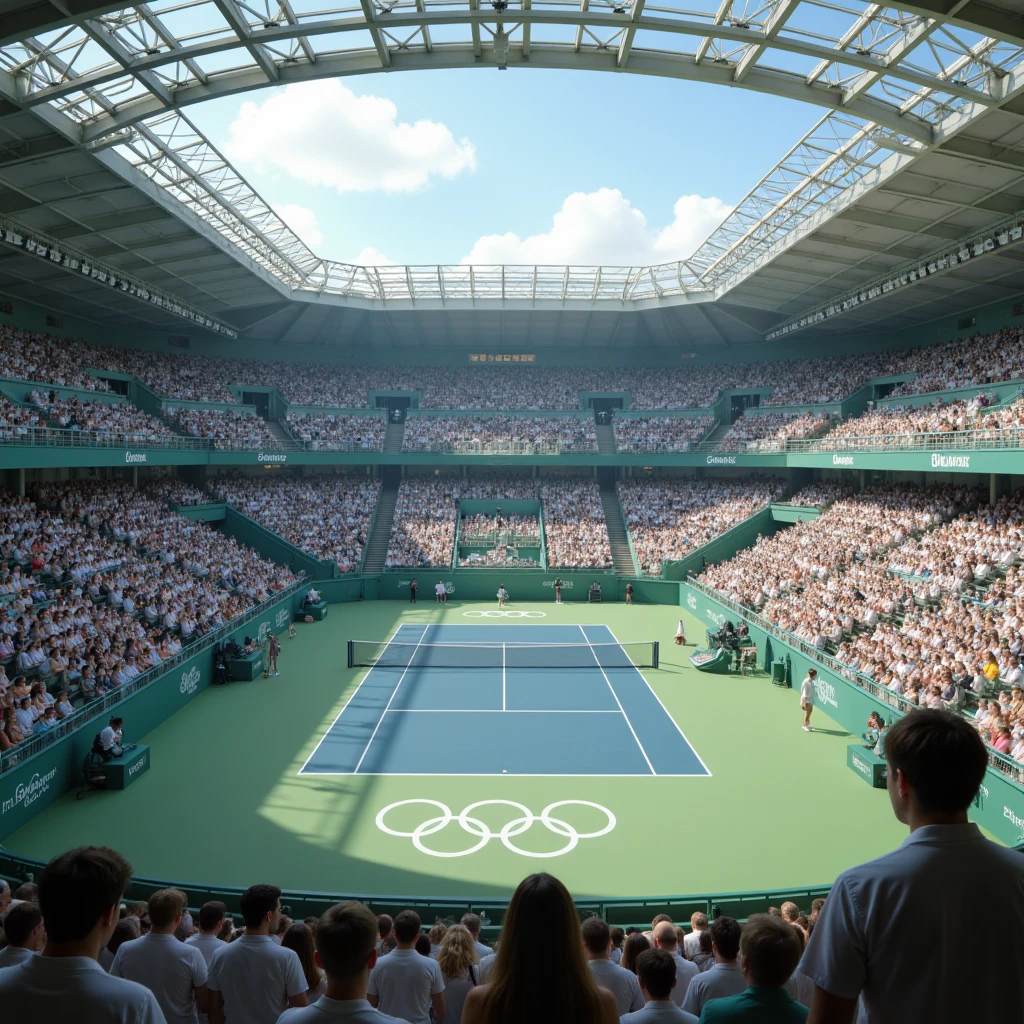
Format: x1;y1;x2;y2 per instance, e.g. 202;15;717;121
462;873;617;1024
436;923;478;1024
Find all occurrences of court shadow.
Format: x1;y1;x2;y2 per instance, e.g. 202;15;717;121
811;727;852;737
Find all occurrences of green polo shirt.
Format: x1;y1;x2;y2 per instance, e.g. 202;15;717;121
699;985;808;1024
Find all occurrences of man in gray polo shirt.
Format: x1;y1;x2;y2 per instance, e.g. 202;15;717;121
367;910;444;1024
801;708;1024;1024
582;916;644;1015
680;916;745;1016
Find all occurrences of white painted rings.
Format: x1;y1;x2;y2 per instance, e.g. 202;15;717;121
462;610;546;619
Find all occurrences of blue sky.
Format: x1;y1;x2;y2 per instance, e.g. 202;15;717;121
190;69;818;266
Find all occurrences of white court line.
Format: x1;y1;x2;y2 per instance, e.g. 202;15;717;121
603;624;713;778
352;623;431;774
386;708;620;713
578;624;656;776
303;771;709;777
297;621;416;775
502;642;506;712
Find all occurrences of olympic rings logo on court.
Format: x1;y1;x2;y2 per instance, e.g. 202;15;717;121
462;610;546;619
376;799;616;858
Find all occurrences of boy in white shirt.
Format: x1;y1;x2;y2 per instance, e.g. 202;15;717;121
367;910;445;1024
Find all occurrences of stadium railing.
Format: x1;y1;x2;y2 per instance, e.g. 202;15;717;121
0;577;306;774
0;425;303;452
403;439;597;455
685;579;1024;785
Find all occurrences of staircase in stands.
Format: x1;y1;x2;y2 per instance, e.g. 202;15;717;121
597;469;638;576
383;420;405;453
703;421;734;449
595;421;617;456
362;466;401;574
267;420;294;443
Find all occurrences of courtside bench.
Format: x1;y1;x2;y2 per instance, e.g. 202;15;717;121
229;650;265;681
847;743;887;788
297;601;328;621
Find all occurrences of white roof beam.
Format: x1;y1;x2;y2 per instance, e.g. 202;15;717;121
211;0;281;82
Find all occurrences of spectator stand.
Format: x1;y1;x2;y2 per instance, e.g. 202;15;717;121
612;410;719;453
456;501;545;569
281;407;388;451
402;408;598;456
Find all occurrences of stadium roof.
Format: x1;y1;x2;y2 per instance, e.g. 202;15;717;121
0;0;1023;348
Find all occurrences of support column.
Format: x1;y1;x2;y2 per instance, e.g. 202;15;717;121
132;467;138;488
17;467;25;497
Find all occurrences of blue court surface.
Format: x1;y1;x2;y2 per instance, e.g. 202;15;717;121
300;623;709;776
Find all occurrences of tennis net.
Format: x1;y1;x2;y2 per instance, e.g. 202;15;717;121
347;639;659;670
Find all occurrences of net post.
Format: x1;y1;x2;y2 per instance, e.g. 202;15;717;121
652;641;659;670
347;639;354;669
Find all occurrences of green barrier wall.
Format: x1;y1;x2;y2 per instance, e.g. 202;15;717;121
379;568;614;602
220;507;336;580
661;507;780;580
680;582;1024;847
0;590;298;842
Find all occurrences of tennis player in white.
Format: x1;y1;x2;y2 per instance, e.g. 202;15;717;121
800;668;817;732
497;585;508;608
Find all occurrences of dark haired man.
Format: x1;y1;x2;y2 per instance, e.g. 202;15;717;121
374;914;393;957
681;916;744;1016
701;915;806;1022
0;845;165;1023
100;716;124;757
279;902;405;1024
207;884;307;1024
367;910;444;1024
583;915;645;1014
801;709;1024;1024
0;901;45;967
622;948;698;1023
111;888;208;1024
186;901;228;969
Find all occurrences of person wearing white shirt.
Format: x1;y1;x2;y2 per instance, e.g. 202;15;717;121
207;884;308;1024
0;901;45;967
800;708;1024;1024
679;917;745;1016
367;909;445;1024
652;922;698;1008
460;912;491;961
583;916;645;1015
185;901;228;969
434;580;446;603
0;845;165;1024
800;669;817;732
100;716;124;757
278;901;405;1024
622;949;698;1024
111;889;208;1024
681;914;707;960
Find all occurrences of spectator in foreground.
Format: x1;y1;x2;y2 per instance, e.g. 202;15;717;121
110;888;208;1024
374;914;393;957
691;932;715;973
801;709;1024;1024
0;901;45;967
367;910;445;1024
623;948;698;1023
185;901;227;968
462;872;618;1024
436;923;480;1024
582;915;645;1014
278;901;404;1024
99;916;141;972
621;932;652;974
698;915;806;1023
281;923;326;1003
653;920;698;1007
0;845;165;1023
681;917;745;1016
207;884;307;1024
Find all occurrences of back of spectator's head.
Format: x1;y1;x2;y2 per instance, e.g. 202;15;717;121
415;933;432;957
690;911;708;931
147;889;187;930
199;901;227;932
0;879;9;912
621;932;650;974
315;902;378;981
810;898;825;921
739;915;802;989
106;916;140;955
710;916;742;960
2;901;43;947
635;948;677;1000
779;902;800;923
377;913;393;940
38;846;132;943
885;708;988;815
13;882;37;903
652;920;677;951
581;916;611;956
461;912;481;938
393;909;421;944
610;926;625;950
674;926;686;949
428;923;447;946
698;930;713;954
239;884;281;930
652;913;673;930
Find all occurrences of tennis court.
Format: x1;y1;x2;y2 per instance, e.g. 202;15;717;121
300;623;710;776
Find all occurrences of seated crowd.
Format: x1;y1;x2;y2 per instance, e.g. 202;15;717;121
284;413;386;451
0;481;296;759
618;477;786;576
209;472;381;573
27;390;173;443
143;479;209;508
817;393;996;446
458;514;541;568
720;411;832;450
8;319;1024;414
402;416;597;454
614;416;715;453
541;477;612;569
165;407;281;449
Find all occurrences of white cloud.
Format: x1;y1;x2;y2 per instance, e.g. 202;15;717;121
461;188;731;265
225;80;477;194
273;204;324;249
349;246;394;266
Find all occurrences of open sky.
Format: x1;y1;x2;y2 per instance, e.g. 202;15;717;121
189;69;818;267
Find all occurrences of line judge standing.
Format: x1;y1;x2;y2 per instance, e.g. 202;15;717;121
410;578;417;604
801;668;817;732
